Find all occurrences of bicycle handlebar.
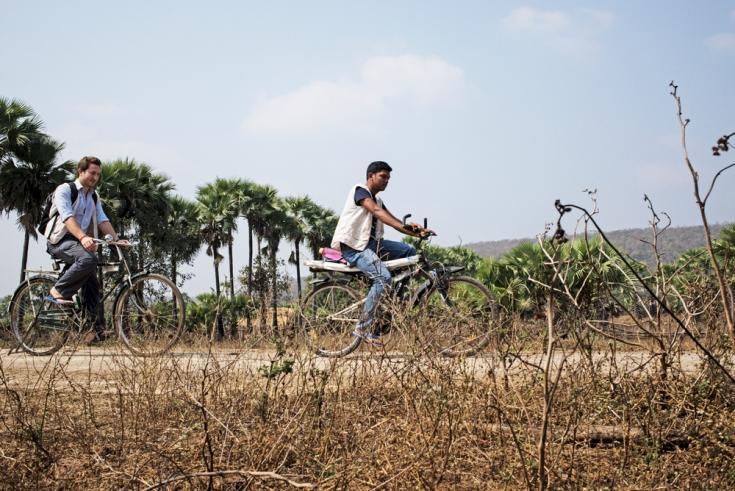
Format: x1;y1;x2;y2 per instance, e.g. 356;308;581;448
402;214;437;238
92;236;136;248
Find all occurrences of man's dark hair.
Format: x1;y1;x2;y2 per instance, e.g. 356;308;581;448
78;156;102;173
366;161;392;179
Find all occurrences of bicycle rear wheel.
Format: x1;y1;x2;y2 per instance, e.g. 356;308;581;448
422;275;499;357
301;282;362;357
115;274;185;356
10;276;71;356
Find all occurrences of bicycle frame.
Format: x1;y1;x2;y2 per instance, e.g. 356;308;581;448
9;239;139;329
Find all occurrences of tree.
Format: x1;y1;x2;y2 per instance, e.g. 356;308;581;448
304;205;338;259
0;97;44;167
283;195;319;301
0;136;74;281
99;158;174;239
196;183;237;339
244;184;279;329
155;195;202;287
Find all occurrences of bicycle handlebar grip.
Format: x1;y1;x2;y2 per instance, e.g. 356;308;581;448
402;213;412;226
423;218;427;229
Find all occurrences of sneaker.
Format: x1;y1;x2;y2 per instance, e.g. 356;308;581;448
363;333;384;348
83;330;108;346
45;295;74;305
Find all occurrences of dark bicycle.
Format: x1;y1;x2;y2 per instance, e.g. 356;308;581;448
9;236;185;356
300;217;500;357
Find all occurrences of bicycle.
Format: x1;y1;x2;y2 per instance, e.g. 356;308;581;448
300;217;500;357
8;236;186;356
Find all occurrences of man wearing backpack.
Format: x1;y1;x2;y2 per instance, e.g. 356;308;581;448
331;161;433;345
43;156;127;344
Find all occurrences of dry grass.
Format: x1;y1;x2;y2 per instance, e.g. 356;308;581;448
2;314;735;490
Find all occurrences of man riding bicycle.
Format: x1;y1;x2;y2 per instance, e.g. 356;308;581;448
331;161;433;344
43;156;128;344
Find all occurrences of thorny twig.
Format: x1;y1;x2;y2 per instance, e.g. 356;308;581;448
553;199;735;384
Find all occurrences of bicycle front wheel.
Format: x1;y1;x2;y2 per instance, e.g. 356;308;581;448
422;275;499;357
115;274;185;356
10;276;70;356
301;282;362;357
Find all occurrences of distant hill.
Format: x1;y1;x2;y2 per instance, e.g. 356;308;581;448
464;223;729;267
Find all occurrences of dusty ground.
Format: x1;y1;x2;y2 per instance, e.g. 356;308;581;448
0;343;712;390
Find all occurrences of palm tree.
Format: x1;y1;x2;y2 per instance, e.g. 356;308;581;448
0;136;74;282
210;178;243;299
283;195;318;301
99;159;175;276
304;205;338;259
195;184;236;339
99;158;174;239
0;97;44;167
244;184;278;329
264;198;290;328
233;179;256;331
161;195;202;287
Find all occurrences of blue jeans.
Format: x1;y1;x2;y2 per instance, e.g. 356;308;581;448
341;239;416;331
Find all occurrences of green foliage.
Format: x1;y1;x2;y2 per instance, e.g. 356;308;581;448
258;359;294;379
0;294;10;335
404;238;483;275
186;293;254;332
99;158;174;237
476;237;635;316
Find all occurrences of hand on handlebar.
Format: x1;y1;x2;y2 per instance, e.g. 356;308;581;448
405;222;436;238
81;235;97;252
95;236;133;249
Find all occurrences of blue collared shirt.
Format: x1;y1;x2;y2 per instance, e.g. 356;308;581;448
54;179;109;232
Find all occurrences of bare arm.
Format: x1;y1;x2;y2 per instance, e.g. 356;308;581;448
99;221;119;240
63;217;98;252
360;197;428;238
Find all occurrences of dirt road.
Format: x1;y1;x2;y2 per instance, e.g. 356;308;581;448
1;344;712;392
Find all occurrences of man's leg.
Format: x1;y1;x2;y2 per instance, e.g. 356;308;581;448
376;239;416;261
341;246;392;332
47;236;98;299
81;273;106;337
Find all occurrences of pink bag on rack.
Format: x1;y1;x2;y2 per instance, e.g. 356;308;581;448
319;247;347;264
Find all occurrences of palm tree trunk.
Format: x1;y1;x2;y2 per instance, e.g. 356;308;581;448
171;259;178;288
214;259;224;340
248;226;254;293
295;240;302;302
247;224;253;331
19;229;30;283
257;236;266;332
271;245;278;329
228;238;235;299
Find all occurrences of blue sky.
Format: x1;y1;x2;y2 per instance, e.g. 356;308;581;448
2;1;734;296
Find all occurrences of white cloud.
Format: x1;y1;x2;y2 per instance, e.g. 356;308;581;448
243;54;464;134
503;7;572;34
706;32;735;53
502;7;614;55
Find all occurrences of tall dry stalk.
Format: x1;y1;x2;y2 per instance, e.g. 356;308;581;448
670;82;735;343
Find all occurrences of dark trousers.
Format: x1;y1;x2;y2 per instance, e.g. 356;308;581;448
47;235;105;331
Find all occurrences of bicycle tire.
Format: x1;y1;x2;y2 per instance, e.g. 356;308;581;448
10;276;70;356
422;275;499;357
300;282;362;357
114;274;185;356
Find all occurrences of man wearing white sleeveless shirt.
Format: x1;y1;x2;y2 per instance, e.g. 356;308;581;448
331;161;433;344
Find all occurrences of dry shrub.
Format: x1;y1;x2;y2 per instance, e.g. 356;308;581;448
1;307;735;490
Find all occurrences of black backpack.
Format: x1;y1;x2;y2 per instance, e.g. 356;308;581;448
38;182;98;236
